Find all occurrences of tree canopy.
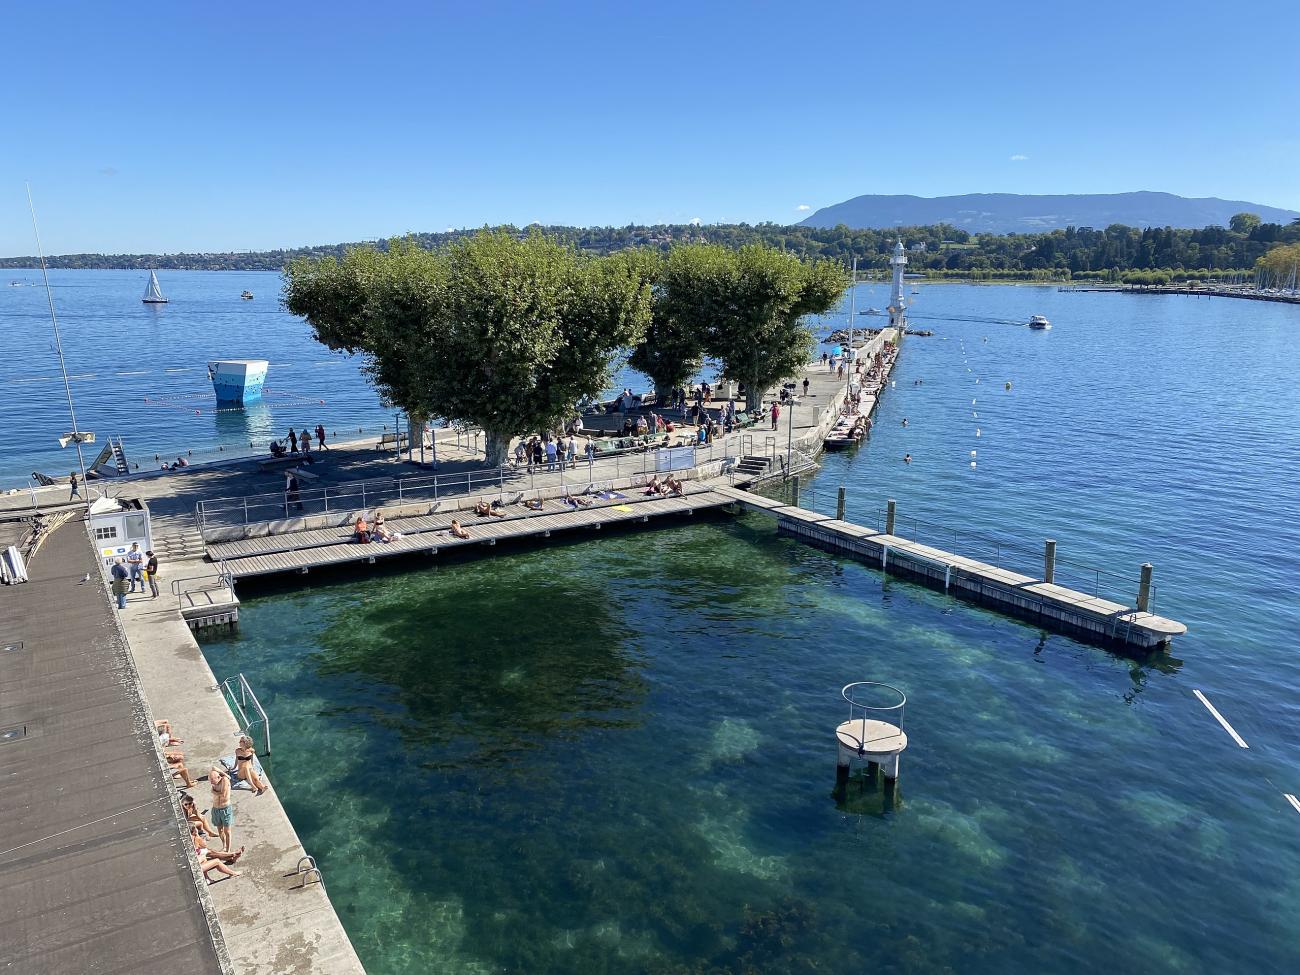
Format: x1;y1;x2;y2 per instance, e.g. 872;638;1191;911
283;232;652;465
656;243;848;410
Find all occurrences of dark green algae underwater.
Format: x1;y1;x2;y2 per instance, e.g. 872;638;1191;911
200;514;1300;975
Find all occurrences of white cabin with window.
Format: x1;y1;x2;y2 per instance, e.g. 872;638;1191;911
88;496;155;567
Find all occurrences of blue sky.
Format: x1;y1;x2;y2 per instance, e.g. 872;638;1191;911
3;1;1297;255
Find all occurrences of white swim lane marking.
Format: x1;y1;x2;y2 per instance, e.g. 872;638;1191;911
1285;794;1300;815
1193;689;1249;748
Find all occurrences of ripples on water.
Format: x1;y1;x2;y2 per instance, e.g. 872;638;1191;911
20;272;1300;971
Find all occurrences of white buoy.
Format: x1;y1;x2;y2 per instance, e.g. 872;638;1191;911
970;460;977;468
970;449;977;457
972;398;977;405
976;428;981;436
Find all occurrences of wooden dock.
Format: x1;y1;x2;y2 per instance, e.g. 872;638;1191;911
212;489;733;580
711;485;1186;653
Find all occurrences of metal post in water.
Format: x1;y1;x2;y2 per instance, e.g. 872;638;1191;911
886;498;896;535
1137;563;1153;612
791;475;800;507
1044;539;1056;584
836;486;846;521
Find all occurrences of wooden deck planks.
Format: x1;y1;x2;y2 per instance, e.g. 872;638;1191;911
223;491;730;578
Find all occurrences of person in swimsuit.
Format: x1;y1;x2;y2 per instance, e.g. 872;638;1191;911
354;516;371;543
234;735;268;795
209;767;234;851
449;519;470;539
372;510;396;540
192;827;241;882
180;792;219;840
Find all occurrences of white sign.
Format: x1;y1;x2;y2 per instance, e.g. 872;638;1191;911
656;446;696;472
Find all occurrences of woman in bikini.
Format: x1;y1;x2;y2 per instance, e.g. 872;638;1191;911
180;792;220;839
235;735;268;795
192;827;242;882
449;519;470;539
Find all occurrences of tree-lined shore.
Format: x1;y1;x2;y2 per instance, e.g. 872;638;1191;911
7;213;1299;278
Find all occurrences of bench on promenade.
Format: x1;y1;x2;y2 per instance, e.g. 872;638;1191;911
375;432;410;451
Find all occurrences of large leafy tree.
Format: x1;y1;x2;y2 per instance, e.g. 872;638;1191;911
658;243;848;411
621;249;708;403
284;232;651;466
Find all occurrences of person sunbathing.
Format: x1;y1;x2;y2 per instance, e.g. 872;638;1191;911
193;827;244;865
234;735;269;796
666;476;686;497
353;516;371;543
474;500;507;518
523;498;544;511
165;749;198;788
562;495;593;508
155;720;183;745
192;827;242;883
372;510;396;541
644;475;662;496
180;792;219;839
449;519;470;539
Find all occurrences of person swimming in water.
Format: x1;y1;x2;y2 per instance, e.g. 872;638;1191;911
904;454;912;464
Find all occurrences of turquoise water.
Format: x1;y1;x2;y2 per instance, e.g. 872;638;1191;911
193;285;1300;973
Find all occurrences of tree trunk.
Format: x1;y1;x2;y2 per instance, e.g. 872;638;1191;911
653;382;674;408
482;429;511;468
744;378;764;413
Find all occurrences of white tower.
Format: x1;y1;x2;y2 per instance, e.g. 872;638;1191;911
887;238;907;335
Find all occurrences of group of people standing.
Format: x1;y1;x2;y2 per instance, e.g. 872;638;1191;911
108;542;159;609
514;433;589;471
270;424;329;459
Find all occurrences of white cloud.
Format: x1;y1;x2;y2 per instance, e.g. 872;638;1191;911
688;217;702;226
1009;154;1029;161
796;204;811;211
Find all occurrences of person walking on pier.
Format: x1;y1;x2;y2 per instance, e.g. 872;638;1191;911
770;401;781;431
126;543;145;592
802;378;810;398
145;550;160;598
68;471;80;502
315;424;329;450
285;471;303;512
301;429;314;458
287;428;298;453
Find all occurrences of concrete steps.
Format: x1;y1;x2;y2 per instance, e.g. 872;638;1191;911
734;455;773;481
152;525;205;563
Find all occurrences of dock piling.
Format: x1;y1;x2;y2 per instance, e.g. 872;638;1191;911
791;475;800;507
1044;539;1056;584
836;486;846;521
1137;563;1154;612
886;498;896;535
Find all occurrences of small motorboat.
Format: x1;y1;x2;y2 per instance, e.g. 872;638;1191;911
240;291;254;300
824;414;867;450
1028;315;1051;330
858;307;881;315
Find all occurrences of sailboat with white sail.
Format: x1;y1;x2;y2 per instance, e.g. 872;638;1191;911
142;270;168;304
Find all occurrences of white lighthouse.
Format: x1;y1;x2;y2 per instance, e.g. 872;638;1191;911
887;238;907;335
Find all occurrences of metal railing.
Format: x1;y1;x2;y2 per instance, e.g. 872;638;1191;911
169;563;236;609
219;673;271;755
194;441;739;537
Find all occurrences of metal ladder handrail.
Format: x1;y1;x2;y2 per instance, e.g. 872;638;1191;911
219;672;271;755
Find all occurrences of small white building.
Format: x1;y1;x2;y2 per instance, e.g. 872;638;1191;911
88;496;155;567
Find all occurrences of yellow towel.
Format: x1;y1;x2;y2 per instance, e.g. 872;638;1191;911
614;505;633;513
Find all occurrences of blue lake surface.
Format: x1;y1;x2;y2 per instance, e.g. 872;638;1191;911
178;279;1300;972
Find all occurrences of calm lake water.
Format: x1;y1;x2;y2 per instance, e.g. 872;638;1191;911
190;283;1300;973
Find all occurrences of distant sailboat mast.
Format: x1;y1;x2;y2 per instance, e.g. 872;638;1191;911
142;269;168;304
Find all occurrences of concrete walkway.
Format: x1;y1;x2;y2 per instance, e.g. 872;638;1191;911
116;593;366;975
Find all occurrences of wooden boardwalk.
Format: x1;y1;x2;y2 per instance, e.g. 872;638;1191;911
711;486;1187;652
216;489;733;579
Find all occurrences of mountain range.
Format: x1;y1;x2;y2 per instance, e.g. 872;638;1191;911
797;191;1300;234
